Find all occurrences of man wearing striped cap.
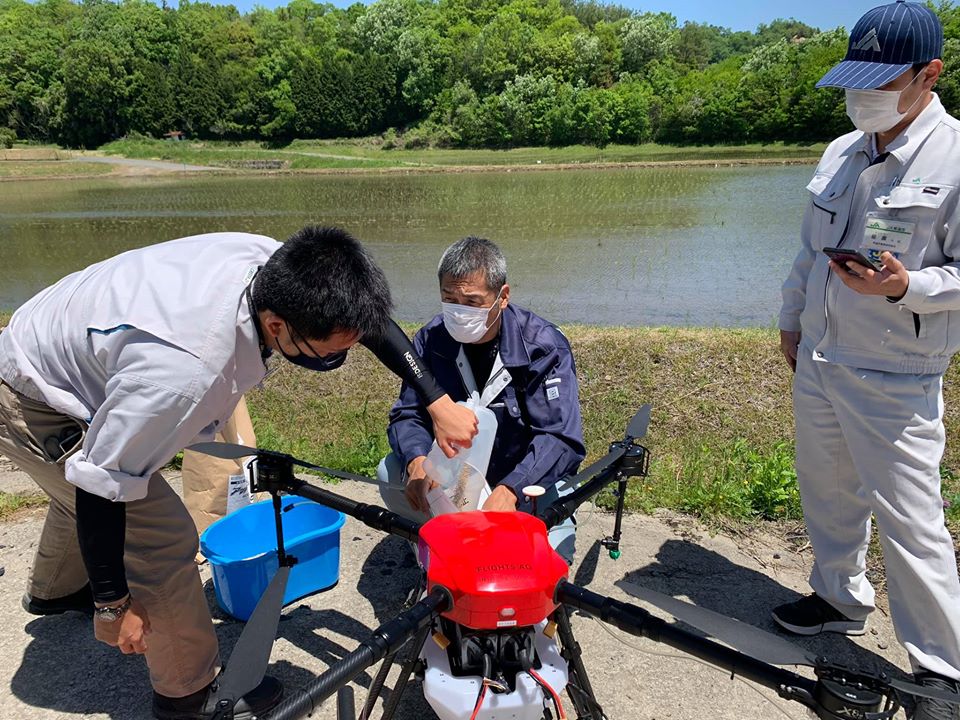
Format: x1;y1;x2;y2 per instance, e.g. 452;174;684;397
777;2;960;718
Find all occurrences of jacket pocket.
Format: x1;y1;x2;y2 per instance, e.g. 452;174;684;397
871;184;952;269
807;172;852;250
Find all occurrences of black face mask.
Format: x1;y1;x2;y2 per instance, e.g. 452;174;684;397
280;322;349;372
280;346;348;372
246;279;348;373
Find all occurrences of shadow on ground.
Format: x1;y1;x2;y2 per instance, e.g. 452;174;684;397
12;613;156;719
623;538;903;679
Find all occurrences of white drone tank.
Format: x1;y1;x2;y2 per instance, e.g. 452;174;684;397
420;621;569;720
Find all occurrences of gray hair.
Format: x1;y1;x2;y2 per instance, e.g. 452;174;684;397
437;236;507;291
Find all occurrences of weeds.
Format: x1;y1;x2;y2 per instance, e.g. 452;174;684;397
0;492;47;520
668;441;801;522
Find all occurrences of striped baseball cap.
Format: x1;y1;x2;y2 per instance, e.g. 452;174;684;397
817;0;943;90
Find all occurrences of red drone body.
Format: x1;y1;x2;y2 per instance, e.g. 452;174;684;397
418;511;570;630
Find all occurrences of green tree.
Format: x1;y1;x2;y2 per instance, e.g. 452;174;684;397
620;12;679;73
60;39;128;147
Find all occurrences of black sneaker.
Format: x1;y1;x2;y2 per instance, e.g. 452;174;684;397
771;594;866;636
22;585;94;616
152;674;283;720
910;672;960;720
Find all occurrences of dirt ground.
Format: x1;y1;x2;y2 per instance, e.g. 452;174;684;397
0;462;912;720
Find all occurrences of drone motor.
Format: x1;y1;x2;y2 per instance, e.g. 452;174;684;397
810;664;898;720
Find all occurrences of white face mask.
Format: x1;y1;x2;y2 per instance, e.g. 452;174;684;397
441;288;504;344
845;68;926;134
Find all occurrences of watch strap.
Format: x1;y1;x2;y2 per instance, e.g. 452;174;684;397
94;595;132;622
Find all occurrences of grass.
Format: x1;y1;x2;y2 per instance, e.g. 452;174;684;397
0;161;113;178
0;145;70;161
0;491;48;520
244;325;959;541
94;137;825;172
0;144;109;178
288;138;827;166
0;312;956;545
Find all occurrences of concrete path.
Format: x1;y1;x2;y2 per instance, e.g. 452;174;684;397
71;156;218;172
0;466;911;720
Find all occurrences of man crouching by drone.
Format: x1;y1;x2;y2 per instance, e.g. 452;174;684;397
377;236;585;563
0;227;478;720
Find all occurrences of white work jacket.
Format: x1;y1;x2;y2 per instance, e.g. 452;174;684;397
0;233;280;501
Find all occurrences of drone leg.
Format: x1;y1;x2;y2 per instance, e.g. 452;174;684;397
379;624;430;720
337;687;356;720
554;606;606;720
359;651;398;720
601;479;628;560
268;588;449;720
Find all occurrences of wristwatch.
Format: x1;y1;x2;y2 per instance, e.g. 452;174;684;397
94;596;132;623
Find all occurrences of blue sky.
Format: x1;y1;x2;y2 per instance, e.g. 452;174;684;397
627;1;882;31
201;0;884;32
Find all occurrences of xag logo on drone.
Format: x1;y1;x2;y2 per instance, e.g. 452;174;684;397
834;708;864;719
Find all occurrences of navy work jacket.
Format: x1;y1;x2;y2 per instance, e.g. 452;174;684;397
387;304;585;508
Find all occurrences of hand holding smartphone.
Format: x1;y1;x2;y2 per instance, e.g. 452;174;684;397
823;247;882;274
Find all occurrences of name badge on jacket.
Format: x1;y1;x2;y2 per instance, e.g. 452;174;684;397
860;213;916;266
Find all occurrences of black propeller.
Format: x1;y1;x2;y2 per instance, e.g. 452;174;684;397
187;442;378;485
557;446;628;492
626;404;651;441
615;580;960;706
556;405;650;493
212;566;292;718
616;580;817;667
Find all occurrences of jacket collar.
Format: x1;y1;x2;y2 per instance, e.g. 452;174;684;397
884;93;946;166
432;304;531;367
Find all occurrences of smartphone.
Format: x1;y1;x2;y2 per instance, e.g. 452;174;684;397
823;247;882;273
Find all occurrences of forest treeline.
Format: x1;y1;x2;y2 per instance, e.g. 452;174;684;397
4;0;960;149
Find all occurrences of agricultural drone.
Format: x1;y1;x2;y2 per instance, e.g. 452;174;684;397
189;405;960;720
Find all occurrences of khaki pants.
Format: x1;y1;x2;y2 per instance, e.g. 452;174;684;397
0;381;219;697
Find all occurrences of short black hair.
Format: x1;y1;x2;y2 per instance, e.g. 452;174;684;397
253;226;392;341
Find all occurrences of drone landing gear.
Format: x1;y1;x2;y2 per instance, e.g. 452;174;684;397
552;606;607;720
353;622;430;720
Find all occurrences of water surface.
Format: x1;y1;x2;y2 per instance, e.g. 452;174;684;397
0;166;812;326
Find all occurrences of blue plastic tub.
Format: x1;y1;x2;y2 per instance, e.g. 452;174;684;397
200;495;346;621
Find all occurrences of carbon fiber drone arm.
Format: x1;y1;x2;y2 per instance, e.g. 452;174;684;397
267;587;451;720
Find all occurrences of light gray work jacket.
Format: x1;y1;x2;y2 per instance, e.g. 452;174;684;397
781;94;960;374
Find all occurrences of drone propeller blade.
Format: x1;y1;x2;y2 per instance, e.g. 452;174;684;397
187;441;260;461
291;459;379;486
626;404;652;441
616;580;818;668
189;443;379;486
557;446;627;492
215;565;291;705
888;677;960;706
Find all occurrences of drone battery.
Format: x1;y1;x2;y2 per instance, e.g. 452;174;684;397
419;511;569;630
